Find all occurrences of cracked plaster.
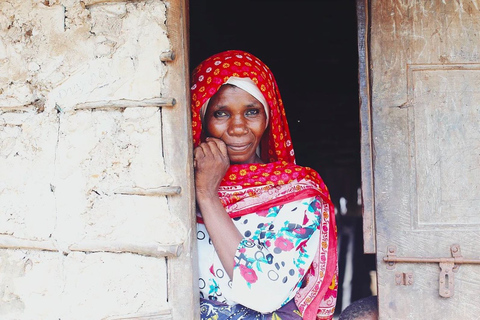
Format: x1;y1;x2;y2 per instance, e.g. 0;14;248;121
0;0;184;318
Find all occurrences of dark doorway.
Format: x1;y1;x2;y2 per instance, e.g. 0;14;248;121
189;0;375;315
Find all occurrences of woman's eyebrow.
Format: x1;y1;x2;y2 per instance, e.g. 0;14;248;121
213;103;260;109
245;101;262;108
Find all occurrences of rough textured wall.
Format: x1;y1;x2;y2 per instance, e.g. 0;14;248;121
0;0;186;319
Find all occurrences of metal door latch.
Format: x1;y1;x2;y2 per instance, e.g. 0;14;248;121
383;244;479;298
438;261;454;298
395;272;413;286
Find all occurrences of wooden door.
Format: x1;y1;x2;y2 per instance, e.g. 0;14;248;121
360;1;480;318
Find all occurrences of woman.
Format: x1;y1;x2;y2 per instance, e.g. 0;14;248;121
191;50;337;320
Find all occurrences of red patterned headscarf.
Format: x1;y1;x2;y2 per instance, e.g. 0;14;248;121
191;50;295;163
191;50;332;211
191;50;338;319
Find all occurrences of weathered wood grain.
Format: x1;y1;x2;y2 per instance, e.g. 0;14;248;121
369;0;480;318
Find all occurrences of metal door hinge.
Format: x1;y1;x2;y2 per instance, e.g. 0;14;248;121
384;244;480;298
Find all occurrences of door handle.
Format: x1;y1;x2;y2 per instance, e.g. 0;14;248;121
383;244;480;298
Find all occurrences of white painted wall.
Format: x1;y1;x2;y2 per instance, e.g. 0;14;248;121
0;1;188;319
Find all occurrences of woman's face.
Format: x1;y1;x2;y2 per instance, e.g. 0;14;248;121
204;85;268;164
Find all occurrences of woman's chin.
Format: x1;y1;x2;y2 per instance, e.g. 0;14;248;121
228;154;261;165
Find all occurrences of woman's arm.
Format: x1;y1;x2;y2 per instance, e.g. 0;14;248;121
194;137;242;279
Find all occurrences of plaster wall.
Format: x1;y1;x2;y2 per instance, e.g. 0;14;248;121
0;1;185;319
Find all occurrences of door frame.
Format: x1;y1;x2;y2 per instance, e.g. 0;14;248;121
356;0;376;254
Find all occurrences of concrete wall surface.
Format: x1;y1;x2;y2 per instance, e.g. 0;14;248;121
0;1;187;319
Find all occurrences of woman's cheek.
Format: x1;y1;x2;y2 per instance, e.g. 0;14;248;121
205;122;224;140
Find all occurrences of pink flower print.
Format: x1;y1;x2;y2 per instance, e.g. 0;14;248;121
325;275;338;299
294;228;307;236
257;209;269;217
239;264;258;284
298;239;308;253
303;214;309;225
275;237;294;251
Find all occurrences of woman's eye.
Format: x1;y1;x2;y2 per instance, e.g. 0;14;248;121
245;109;260;116
213;111;227;118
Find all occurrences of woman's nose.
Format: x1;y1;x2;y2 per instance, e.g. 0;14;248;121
228;116;248;136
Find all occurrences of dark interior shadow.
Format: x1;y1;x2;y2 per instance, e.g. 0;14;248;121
189;0;376;315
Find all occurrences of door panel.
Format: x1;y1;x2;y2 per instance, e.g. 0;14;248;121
409;66;480;228
367;1;480;318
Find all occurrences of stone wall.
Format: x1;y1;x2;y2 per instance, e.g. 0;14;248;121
0;1;189;319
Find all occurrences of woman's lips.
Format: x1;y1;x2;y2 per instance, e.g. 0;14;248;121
227;143;252;152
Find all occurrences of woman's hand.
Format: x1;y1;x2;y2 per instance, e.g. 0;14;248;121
193;137;230;199
194;138;241;279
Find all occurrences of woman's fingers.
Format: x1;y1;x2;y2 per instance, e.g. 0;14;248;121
206;137;228;158
193;138;230;195
194;138;229;175
193;145;205;158
197;138;227;161
193;146;204;168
